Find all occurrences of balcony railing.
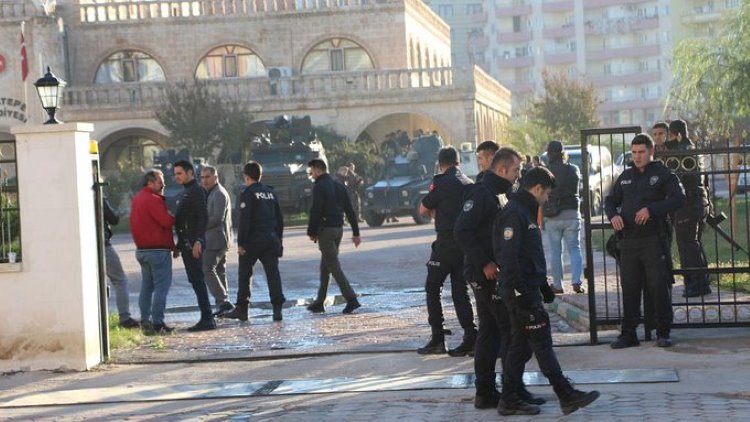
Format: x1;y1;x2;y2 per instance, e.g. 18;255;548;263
589;70;662;87
541;0;574;13
64;67;459;109
542;25;575;39
495;3;531;17
586;44;660;61
78;0;393;23
0;0;36;19
496;31;533;44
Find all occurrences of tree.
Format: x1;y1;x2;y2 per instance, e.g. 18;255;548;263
155;82;254;162
502;116;551;157
529;71;600;143
313;125;384;185
669;3;750;137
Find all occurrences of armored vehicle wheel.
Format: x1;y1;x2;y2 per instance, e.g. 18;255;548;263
365;211;386;227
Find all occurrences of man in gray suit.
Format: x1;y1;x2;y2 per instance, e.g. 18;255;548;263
200;166;235;316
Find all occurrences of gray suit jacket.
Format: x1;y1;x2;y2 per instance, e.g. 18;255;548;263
205;182;233;251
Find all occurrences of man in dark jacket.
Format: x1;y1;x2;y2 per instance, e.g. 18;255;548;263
417;147;475;357
225;161;286;322
174;160;215;332
496;167;599;416
306;159;362;314
606;134;685;348
104;198;139;328
455;147;543;411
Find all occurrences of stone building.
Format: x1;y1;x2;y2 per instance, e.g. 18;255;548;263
0;0;511;175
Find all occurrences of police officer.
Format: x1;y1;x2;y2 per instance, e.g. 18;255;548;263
666;119;712;297
606;134;685;348
417;146;475;356
455;147;544;410
225;161;286;322
495;167;599;416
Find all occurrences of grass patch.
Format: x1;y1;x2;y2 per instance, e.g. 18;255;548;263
284;212;309;226
108;313;145;349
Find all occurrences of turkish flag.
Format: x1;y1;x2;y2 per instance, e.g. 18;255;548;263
20;31;28;82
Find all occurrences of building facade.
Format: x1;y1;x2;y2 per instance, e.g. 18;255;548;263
428;0;740;127
0;0;511;174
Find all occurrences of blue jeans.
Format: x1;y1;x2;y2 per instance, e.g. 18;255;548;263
544;210;583;290
136;249;173;325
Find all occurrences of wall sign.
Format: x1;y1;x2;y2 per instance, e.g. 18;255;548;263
0;98;27;123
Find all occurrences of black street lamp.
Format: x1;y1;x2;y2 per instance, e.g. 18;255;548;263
34;66;67;124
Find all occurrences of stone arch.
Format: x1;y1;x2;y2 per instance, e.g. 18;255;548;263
92;48;168;84
352;111;457;147
194;43;267;79
98;127;170;174
297;35;377;74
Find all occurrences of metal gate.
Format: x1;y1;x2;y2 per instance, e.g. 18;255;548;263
581;127;750;344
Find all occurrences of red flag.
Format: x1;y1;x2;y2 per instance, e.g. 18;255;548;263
20;31;29;82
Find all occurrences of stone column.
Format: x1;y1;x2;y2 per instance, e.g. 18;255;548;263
0;122;102;371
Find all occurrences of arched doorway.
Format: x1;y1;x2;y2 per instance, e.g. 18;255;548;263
99;129;170;175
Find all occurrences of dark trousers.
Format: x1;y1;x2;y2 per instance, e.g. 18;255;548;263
425;235;475;338
314;226;357;302
619;235;673;338
674;201;710;293
181;246;213;320
237;239;286;306
472;278;526;395
502;288;562;392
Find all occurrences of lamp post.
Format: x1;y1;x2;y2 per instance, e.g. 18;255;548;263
33;66;67;124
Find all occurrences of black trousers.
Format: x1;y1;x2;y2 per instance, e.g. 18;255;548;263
425;234;475;337
472;277;528;395
619;235;673;338
501;288;562;392
674;200;710;293
180;245;213;321
315;226;357;303
237;238;285;306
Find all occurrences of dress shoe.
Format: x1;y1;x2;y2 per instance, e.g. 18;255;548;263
656;337;672;348
342;299;361;314
474;390;501;409
187;318;217;332
417;337;446;355
119;317;140;329
610;334;640;349
549;285;564;294
213;301;235;317
573;284;585;294
307;302;325;313
272;304;283;321
224;303;248;321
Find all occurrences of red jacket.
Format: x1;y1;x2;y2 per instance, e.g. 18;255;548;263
130;187;175;250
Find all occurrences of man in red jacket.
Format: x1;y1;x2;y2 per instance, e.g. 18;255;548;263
130;169;176;335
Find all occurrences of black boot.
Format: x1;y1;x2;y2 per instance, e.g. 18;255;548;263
518;384;546;405
497;391;541;416
224;302;248;321
474;389;501;409
552;377;600;415
272;304;282;321
448;330;476;357
417;336;446;355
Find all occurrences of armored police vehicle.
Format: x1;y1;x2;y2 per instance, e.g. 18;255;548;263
363;134;442;227
244;115;326;213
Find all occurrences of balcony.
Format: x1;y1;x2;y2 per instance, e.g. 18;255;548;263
496;31;533;44
471;10;488;24
0;0;40;19
77;0;393;23
495;3;532;17
541;1;574;13
682;4;735;25
586;44;660;61
543;25;575;39
583;0;650;8
630;16;659;31
496;56;534;69
598;97;661;112
589;71;662;87
545;52;576;65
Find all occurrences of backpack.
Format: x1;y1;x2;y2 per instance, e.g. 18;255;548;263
542;164;573;218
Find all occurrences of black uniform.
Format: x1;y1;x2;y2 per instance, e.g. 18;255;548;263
454;170;525;398
495;189;597;412
175;179;213;321
664;138;711;296
421;166;475;342
236;182;285;306
605;161;685;340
